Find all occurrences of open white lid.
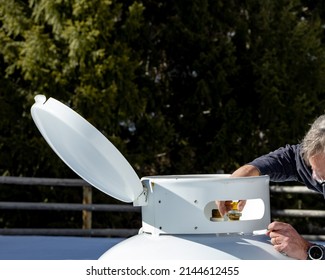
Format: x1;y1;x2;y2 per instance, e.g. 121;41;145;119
31;95;143;203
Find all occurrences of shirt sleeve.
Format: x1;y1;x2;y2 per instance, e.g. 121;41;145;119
248;144;300;182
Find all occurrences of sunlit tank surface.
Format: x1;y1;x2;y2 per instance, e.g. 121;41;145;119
100;175;289;260
31;95;290;260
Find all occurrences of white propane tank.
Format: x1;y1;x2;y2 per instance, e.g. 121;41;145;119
31;95;290;260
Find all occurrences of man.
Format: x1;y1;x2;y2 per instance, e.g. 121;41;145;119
217;114;325;260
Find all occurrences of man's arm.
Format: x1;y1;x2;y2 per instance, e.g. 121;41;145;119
216;165;261;216
231;164;261;177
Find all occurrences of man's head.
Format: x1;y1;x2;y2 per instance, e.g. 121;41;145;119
301;115;325;183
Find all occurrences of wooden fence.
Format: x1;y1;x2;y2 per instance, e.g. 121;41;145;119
0;176;324;240
0;176;140;237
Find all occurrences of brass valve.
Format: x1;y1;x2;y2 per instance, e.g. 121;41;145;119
227;201;242;221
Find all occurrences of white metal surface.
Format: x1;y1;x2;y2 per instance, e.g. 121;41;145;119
99;233;290;260
31;95;143;203
140;175;270;235
31;95;290;260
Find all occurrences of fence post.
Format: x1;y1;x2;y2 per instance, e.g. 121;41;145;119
82;185;92;229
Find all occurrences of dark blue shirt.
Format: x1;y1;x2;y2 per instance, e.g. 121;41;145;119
248;144;325;197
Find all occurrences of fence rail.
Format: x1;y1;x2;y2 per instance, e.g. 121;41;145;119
0;176;324;238
269;185;325;219
0;228;139;237
0;176;140;237
0;201;139;212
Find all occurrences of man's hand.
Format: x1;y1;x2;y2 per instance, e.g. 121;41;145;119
215;200;246;217
267;221;311;259
216;165;260;216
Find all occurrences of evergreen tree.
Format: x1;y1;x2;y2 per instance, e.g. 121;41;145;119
1;0;325;176
0;0;152;177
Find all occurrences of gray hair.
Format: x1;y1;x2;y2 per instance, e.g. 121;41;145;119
301;114;325;165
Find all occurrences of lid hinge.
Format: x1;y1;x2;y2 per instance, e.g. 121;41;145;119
133;185;148;206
